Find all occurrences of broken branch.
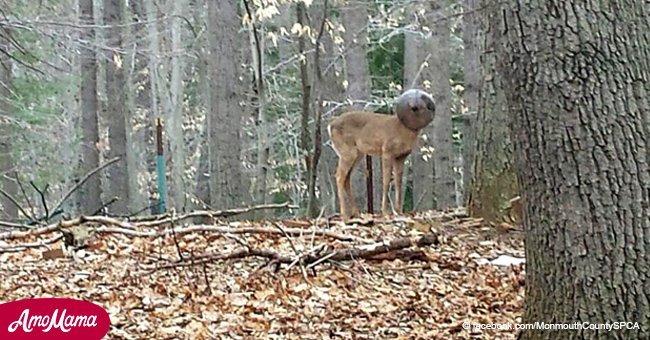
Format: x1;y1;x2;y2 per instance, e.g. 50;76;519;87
154;233;439;270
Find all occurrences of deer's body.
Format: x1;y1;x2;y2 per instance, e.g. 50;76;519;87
328;89;435;223
328;112;419;158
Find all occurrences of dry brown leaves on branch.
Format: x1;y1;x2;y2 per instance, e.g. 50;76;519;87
0;208;525;339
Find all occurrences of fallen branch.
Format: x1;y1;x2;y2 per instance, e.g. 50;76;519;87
127;202;299;225
0;220;36;230
0;234;63;252
96;224;372;244
154;233;439;270
0;215;136;241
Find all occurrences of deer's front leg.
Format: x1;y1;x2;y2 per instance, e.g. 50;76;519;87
380;155;393;216
335;161;351;223
393;156;406;214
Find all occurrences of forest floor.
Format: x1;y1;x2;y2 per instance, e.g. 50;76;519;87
0;208;525;339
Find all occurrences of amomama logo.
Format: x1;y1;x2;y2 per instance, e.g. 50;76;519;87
0;297;110;339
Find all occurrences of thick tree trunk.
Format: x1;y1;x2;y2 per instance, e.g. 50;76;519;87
426;2;456;209
249;16;270;215
460;0;481;204
104;0;131;214
498;1;650;339
168;0;188;211
318;14;345;216
79;0;102;215
207;0;245;209
341;0;380;214
404;7;435;211
466;0;517;222
130;0;157;213
194;0;211;208
0;31;17;219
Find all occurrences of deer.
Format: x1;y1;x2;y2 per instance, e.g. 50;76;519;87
327;89;435;223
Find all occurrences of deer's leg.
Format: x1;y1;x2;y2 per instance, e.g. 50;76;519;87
393;157;406;214
335;159;353;222
345;155;362;218
380;155;393;216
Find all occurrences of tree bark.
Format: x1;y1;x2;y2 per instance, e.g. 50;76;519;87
318;11;345;216
168;0;188;211
0;29;17;219
79;0;102;215
426;1;456;209
207;0;245;209
130;0;157;213
466;0;517;222
247;6;270;214
498;1;650;338
341;0;380;213
103;0;131;214
460;0;481;204
404;4;435;212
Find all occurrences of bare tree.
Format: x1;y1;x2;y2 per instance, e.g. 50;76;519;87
129;0;157;213
404;3;435;211
426;1;455;209
466;0;516;222
78;0;102;215
168;0;188;211
206;0;246;209
244;0;270;211
103;0;131;214
0;27;17;219
340;0;378;213
317;13;345;215
498;0;650;338
460;0;481;202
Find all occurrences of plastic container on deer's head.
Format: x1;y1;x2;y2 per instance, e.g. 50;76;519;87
395;89;435;131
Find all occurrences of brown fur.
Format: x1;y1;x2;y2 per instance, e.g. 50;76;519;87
328;89;435;223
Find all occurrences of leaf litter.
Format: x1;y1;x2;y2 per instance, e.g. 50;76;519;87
0;209;525;339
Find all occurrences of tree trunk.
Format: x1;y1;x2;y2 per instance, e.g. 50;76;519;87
404;5;435;211
318;13;345;216
498;1;650;339
207;0;245;209
341;0;379;214
104;0;130;215
78;0;102;215
249;14;270;215
168;0;187;211
460;0;481;204
130;0;157;213
194;0;211;208
0;30;17;219
465;0;517;222
426;1;456;209
297;2;313;214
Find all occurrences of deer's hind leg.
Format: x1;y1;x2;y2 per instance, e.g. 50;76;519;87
335;152;360;223
380;155;394;216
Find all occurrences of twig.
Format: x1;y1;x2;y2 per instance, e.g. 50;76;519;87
30;181;49;220
91;197;119;216
14;173;37;222
52;157;121;215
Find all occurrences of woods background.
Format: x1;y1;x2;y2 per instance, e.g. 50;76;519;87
0;0;514;223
